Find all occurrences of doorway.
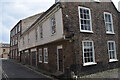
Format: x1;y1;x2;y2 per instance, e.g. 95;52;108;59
57;45;63;72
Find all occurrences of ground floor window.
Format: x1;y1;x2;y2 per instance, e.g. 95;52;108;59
82;40;96;66
44;48;48;63
39;49;42;63
108;41;118;62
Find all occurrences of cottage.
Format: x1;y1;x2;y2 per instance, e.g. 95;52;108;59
10;0;120;77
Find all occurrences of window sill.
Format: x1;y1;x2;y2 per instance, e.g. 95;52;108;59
83;62;97;66
109;59;118;62
44;62;48;64
80;30;94;33
106;32;115;35
39;61;42;63
94;0;100;3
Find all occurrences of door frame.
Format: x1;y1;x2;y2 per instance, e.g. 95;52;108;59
57;45;64;72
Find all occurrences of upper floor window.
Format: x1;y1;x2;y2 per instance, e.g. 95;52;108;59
82;40;96;66
44;48;48;63
16;27;17;34
18;24;21;32
3;49;5;53
78;6;92;33
108;41;118;62
39;25;43;39
11;41;12;46
23;37;24;45
104;12;114;34
51;16;56;35
35;28;38;41
13;39;14;45
28;33;30;44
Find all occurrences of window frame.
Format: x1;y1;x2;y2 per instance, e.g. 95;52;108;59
51;16;56;35
18;24;21;32
82;40;97;66
44;48;48;63
39;25;43;39
28;33;30;44
39;48;42;63
93;0;100;2
104;12;114;34
3;49;5;53
78;6;93;33
107;41;118;62
35;28;38;41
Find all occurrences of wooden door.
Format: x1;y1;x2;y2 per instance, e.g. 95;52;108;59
58;49;63;72
57;45;63;72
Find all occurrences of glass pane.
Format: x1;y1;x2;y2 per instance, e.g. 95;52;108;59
109;51;112;59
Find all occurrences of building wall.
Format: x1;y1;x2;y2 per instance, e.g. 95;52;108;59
19;8;64;51
61;2;119;75
10;21;21;60
0;43;10;58
21;13;43;34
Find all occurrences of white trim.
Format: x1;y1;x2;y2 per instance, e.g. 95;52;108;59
104;12;114;34
82;40;96;66
93;0;100;2
25;50;29;52
78;6;93;33
31;48;37;52
107;41;117;62
109;59;118;62
57;45;62;71
83;62;97;66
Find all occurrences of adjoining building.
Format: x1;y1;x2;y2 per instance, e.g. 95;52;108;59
10;13;43;61
10;0;120;78
0;43;10;59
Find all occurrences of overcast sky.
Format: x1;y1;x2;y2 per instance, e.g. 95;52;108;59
0;0;119;43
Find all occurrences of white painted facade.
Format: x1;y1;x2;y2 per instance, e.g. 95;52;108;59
19;8;64;51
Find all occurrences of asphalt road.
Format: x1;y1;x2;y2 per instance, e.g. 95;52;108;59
2;60;52;80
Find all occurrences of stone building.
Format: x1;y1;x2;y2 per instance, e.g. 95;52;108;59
0;43;10;58
10;0;120;78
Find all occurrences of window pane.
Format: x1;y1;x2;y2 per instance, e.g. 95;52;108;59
79;7;91;31
83;41;95;63
108;42;116;60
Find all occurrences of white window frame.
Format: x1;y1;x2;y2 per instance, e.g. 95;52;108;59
93;0;100;2
39;49;42;63
82;40;97;66
28;33;30;44
51;16;56;35
104;12;114;34
19;24;21;32
39;25;43;39
16;27;17;34
35;28;38;41
44;48;48;63
107;41;118;62
78;6;93;33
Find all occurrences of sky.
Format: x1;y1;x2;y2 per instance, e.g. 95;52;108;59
0;0;119;43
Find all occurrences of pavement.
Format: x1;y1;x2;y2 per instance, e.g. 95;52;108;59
1;60;53;80
81;68;120;79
